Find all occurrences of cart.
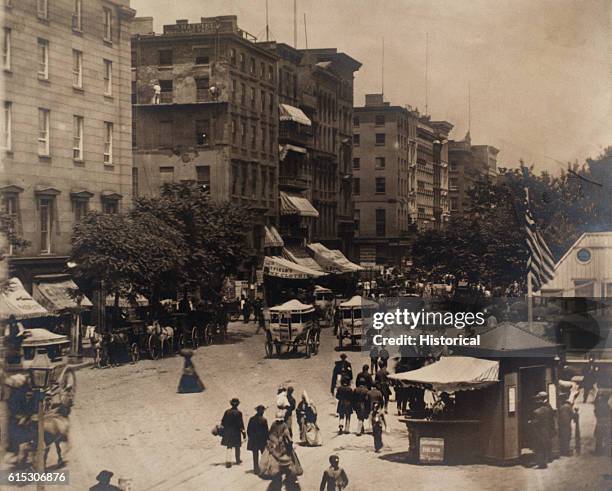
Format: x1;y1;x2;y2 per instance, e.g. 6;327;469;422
265;299;320;358
5;328;76;406
337;295;379;349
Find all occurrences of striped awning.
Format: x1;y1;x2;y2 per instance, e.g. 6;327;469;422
283;247;324;272
280;192;319;218
263;256;325;279
307;243;363;273
279;104;312;126
0;278;50;320
279;144;307;161
264;225;284;248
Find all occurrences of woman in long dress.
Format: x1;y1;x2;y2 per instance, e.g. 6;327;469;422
296;391;322;446
259;411;302;488
177;349;205;393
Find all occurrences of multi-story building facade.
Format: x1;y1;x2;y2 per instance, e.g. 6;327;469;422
131;16;279;261
1;0;135;288
448;132;499;218
352;94;418;266
416;116;452;230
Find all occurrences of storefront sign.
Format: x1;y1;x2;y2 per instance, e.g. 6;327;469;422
419;437;445;463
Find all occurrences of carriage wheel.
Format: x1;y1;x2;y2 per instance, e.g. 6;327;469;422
191;326;200;349
305;336;312;359
313;331;320;355
202;326;212;346
265;341;273;358
148;335;160;360
58;367;77;402
130;342;139;363
274;342;282;356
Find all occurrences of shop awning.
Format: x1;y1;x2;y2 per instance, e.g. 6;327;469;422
280;192;319;218
389;356;500;392
264;225;285;248
279;104;312;126
283;246;324;272
263;256;326;279
279;144;307;161
307;243;364;272
0;278;50;320
33;276;93;313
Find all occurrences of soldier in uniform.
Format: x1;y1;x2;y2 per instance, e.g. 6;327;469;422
330;354;353;394
530;392;555;468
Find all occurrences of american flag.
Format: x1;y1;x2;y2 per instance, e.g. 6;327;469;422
524;192;555;290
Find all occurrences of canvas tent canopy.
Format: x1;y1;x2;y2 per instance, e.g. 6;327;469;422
0;278;50;320
33;275;93;313
339;295;379;309
280;192;319;218
307;243;363;273
263;256;326;280
389;356;500;392
269;299;315;314
283;246;324;272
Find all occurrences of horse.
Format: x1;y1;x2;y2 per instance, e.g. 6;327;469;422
147;321;175;355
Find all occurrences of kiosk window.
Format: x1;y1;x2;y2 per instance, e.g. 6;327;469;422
291;314;300;324
508;385;516;414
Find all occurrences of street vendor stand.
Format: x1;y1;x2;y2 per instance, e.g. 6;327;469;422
391;322;562;465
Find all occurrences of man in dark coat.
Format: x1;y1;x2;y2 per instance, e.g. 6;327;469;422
285;386;297;438
247;405;269;474
530;392;555;468
369;345;379;374
557;394;576;456
221;398;246;468
335;377;353;434
375;361;391;412
331;354;353;394
355;365;374;390
378;347;390;368
353;382;370;435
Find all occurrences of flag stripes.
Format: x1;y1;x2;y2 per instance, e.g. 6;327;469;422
524;199;555;290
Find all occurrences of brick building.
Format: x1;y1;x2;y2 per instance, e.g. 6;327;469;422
352;94;418;266
1;0;135;288
131;16;279;261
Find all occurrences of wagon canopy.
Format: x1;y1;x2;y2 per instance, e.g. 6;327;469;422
388;356;499;392
340;295;379;309
22;328;70;347
0;278;50;320
269;299;315;314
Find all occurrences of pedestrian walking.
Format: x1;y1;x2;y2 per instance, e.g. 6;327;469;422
530;392;555;468
378;347;390;368
594;392;611;456
241;295;251;323
558;394;576;456
371;402;387;452
259;411;302;490
369;345;379;374
177;349;205;393
353;382;370;435
335;377;353;434
221;398;245;468
319;454;348;491
394;381;408;415
375;361;391;412
285;386;297;438
330;354;353;394
247;404;269;475
277;385;290;417
582;359;597;403
355;365;373;390
296;391;322;446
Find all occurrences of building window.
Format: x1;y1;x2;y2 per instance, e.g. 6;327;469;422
375;133;386;146
159;80;172;103
103;7;112;42
260;62;265;78
449;178;458;190
2;193;18;255
132;168;139;199
38;109;50;156
375;177;386;194
261;90;266;112
103;122;113;164
2;28;10;71
269;127;274;153
239;53;245;71
196;165;210;189
375;157;385;169
353;116;359;127
73;0;83;31
268;64;274;81
250;57;256;75
39;198;53;254
229;48;236;65
158;48;172;66
73;115;83;160
194;50;209;65
37;39;49;79
352;158;360;169
103;59;112;95
354;209;360;234
251;87;256;108
195;120;210;146
261;123;266;151
103;199;118;214
269;92;274;113
74;199;88;222
251;125;257;149
353;134;360;146
196;76;210;101
375;114;385;126
352;177;360;195
37;0;48;20
251;166;258;197
159;167;174;186
240;163;248;196
1;101;11;150
241;122;246;146
72;50;83;88
376;209;386;237
450;197;458;211
160;120;173;148
240;83;246;105
231;119;237;143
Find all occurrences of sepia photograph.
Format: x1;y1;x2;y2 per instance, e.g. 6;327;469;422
0;0;610;490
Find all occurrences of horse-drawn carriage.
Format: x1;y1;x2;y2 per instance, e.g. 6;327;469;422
265;300;321;358
314;285;334;327
337;295;379;349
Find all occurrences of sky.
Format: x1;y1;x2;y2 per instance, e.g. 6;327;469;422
131;0;611;173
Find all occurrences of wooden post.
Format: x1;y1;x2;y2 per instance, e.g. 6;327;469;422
36;393;46;491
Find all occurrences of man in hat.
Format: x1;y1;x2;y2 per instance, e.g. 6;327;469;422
331;354;353;395
221;398;245;468
285;386;297;438
356;365;373;391
353;381;370;435
319;454;349;491
247;404;269;474
375;360;391;413
530;391;555;468
90;470;120;491
335;377;353;434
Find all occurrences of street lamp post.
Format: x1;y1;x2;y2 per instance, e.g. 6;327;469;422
29;350;53;490
69;292;84;363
